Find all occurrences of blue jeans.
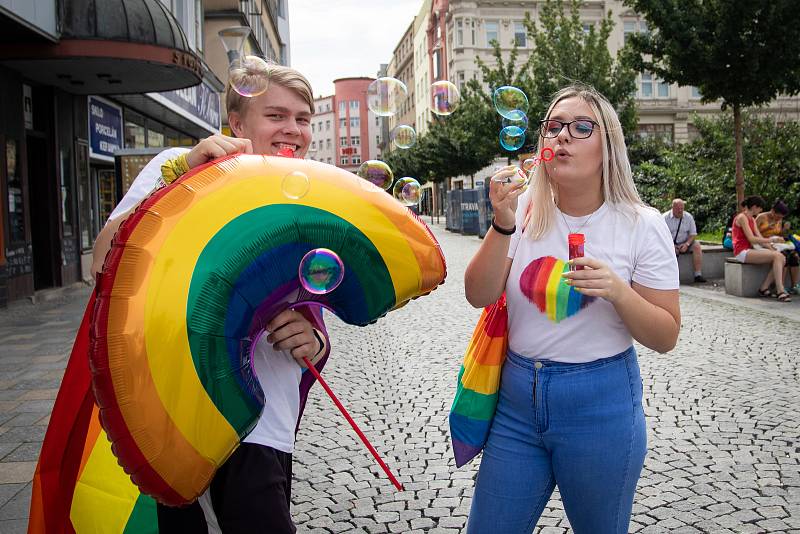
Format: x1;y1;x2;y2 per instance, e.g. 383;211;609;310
467;347;647;534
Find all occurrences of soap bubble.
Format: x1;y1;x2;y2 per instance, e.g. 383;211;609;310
392;177;421;206
493;86;529;120
431;81;461;116
357;160;394;190
228;55;270;97
391;125;417;149
281;171;309;199
299;248;344;295
367;77;408;117
499;126;526;151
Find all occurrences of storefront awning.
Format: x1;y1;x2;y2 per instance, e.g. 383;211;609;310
0;0;202;94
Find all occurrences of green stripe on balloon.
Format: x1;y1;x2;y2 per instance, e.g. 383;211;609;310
186;204;394;434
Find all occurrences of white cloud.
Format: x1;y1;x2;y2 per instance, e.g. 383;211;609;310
288;0;422;97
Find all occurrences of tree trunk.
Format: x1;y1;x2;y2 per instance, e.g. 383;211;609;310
734;103;745;205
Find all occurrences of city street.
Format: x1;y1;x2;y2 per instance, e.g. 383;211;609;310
1;222;799;533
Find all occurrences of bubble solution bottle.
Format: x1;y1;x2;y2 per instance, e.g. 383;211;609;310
568;233;585;271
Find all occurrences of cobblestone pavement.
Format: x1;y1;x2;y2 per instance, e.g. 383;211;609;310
1;222;798;533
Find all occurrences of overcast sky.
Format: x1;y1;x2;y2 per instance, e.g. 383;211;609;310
288;0;422;98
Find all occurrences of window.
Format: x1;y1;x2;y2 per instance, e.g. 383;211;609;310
582;23;593;35
514;22;526;47
352;156;361;165
375;116;380;126
326;120;331;131
350;100;360;111
327;157;332;163
485;21;498;46
326;103;331;111
637;123;673;142
350;116;360;128
351;136;360;146
339;101;346;115
339;118;347;129
311;141;316;150
657;80;670;98
340;136;348;146
456;19;463;46
376;135;380;145
624;20;648;45
311;123;315;133
640;72;653;97
471;20;476;45
690;86;702;99
341;157;349;165
326;139;332;149
457;71;465;91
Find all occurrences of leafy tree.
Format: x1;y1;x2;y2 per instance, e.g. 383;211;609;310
633;112;800;232
523;0;638;143
623;0;800;204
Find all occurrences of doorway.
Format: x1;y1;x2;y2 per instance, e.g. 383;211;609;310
27;135;58;290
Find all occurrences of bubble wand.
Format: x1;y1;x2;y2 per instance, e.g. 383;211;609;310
294;244;405;491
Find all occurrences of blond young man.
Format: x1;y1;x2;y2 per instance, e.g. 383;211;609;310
92;64;327;533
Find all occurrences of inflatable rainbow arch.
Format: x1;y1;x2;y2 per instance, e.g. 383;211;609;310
88;154;446;505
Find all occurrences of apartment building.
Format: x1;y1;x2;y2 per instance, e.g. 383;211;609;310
310;95;335;165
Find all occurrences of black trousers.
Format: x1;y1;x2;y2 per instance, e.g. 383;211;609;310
156;443;295;533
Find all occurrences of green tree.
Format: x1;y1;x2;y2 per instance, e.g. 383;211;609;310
623;0;800;204
632;112;800;232
523;0;638;142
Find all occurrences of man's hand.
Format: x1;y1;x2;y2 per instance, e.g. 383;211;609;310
186;135;253;169
265;309;324;367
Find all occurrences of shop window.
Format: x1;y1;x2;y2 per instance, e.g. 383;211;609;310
5;138;25;243
76;142;96;251
124;111;146;149
147;128;165;148
60;148;75;237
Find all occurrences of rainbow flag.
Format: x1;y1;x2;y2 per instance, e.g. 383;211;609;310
449;295;508;467
28;290;158;533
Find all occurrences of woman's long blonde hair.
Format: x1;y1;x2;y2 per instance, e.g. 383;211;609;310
522;85;644;239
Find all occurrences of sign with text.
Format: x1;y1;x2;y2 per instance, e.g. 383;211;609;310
88;97;123;162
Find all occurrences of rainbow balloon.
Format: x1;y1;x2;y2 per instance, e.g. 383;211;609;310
519;256;593;322
89;154;446;505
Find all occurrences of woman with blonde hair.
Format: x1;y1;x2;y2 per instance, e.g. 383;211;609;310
464;85;680;533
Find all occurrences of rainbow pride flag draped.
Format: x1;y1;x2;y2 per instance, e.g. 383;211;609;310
28;291;159;534
449;294;508;467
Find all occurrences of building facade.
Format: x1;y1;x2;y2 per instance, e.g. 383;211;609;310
332;78;382;173
310;95;335;165
386;21;416;154
0;0;223;307
443;0;800;143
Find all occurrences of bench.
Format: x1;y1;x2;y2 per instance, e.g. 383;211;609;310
724;258;791;297
677;244;732;284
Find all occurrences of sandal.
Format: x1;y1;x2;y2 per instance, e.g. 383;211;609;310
757;288;775;298
777;292;792;303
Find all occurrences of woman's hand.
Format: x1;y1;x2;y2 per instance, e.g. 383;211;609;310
488;166;526;228
265;309;323;367
562;257;628;303
186;134;253;169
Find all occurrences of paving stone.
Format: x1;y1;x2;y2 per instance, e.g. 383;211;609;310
2;224;800;532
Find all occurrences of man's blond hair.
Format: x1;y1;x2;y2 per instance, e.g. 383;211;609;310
225;58;314;116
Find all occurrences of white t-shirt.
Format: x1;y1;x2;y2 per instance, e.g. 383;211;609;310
663;210;698;246
506;192;678;363
103;148;301;451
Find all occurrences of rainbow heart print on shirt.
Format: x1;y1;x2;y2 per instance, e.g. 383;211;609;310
520;256;594;323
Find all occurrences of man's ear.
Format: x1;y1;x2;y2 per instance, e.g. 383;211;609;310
228;112;243;138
